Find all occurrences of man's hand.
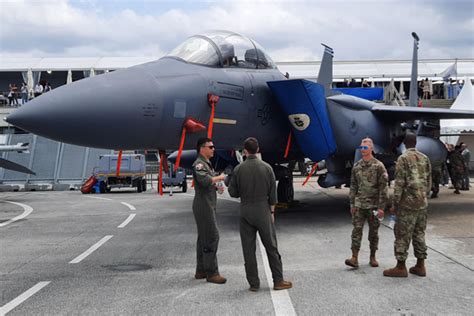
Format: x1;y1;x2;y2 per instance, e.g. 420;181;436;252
350;207;358;215
216;174;226;181
271;213;275;224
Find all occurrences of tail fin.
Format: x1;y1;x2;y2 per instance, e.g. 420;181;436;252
317;44;334;91
408;32;420;107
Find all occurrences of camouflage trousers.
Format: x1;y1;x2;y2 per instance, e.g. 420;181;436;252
351;208;380;251
451;172;463;190
431;168;441;195
394;208;427;261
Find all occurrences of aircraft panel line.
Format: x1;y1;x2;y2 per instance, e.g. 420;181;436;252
0;201;33;228
69;235;113;264
117;214;136;228
0;281;51;315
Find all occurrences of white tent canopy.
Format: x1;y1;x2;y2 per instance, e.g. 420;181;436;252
440;77;474;144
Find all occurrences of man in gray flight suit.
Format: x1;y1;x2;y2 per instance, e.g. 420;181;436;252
228;137;292;292
192;137;226;284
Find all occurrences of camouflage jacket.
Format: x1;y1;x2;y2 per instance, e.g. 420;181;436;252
449;150;466;173
349;157;388;210
392;148;432;211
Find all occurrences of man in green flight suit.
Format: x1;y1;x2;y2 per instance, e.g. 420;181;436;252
346;137;388;268
228;137;292;292
384;133;432;277
192;137;226;284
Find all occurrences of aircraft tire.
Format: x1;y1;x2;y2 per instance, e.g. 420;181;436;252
182;179;187;193
277;177;294;203
136;179;143;193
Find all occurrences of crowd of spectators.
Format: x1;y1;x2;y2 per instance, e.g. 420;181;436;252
2;80;52;106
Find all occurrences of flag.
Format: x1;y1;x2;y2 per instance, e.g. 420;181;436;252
440;62;457;80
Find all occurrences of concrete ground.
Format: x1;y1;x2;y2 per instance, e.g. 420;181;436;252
0;179;472;315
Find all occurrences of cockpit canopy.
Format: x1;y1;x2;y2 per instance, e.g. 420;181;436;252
166;30;276;69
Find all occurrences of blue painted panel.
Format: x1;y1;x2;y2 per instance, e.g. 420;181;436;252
267;79;337;162
333;87;384;100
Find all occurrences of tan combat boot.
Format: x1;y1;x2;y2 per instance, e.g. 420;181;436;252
206;274;227;284
274;280;292;290
409;259;426;277
383;260;408;277
345;249;359;268
369;250;379;267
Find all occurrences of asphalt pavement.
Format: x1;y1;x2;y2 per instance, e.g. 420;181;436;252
0;180;472;315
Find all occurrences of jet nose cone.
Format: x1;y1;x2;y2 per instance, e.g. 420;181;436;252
6;67;163;149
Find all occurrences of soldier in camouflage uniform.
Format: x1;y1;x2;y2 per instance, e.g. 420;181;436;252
346;138;388;268
449;145;465;194
430;161;442;198
192;137;227;284
384;133;432;277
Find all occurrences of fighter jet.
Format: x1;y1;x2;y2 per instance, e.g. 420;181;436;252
5;30;474;202
0;143;35;175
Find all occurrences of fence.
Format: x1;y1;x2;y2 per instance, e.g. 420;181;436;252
0;133;112;189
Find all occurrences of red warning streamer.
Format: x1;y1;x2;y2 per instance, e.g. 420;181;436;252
174;118;207;171
284;132;292;159
207;94;219;138
116;150;123;177
302;163;318;186
159;152;164;195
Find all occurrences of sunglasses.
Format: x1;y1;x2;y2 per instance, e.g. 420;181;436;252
358;146;369;150
202;145;215;150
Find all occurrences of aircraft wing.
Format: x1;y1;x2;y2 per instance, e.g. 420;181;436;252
0;158;36;175
371;105;474;121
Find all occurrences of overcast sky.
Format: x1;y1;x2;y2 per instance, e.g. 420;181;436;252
0;0;473;61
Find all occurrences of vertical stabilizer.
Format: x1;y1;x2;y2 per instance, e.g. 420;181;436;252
408;32;420;107
317;44;334;91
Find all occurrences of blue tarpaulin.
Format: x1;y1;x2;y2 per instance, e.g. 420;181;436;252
333;87;383;100
267;79;337;162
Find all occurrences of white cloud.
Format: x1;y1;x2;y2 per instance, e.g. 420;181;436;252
0;0;472;61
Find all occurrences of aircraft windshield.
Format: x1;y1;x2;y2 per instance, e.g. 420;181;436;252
166;31;276;69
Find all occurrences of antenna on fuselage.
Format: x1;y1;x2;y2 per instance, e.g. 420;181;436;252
408;32;420;107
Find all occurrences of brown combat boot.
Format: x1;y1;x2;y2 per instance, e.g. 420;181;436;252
383;260;408;277
345;249;359;268
409;259;426;277
274;280;292;290
369;250;379;267
194;271;207;279
206;274;227;284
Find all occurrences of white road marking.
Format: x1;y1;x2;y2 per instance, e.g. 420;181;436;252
69;235;113;264
120;202;136;211
84;196;113;201
257;235;296;316
117;214;136;228
0;201;34;228
0;281;50;315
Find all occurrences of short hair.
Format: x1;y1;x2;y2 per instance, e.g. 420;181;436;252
244;137;259;154
404;132;417;148
196;137;212;153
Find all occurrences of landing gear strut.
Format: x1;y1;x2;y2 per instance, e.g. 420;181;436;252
277;176;294;204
